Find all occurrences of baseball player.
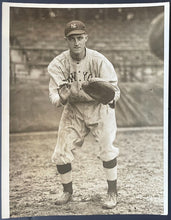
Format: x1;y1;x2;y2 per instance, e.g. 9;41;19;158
48;20;120;209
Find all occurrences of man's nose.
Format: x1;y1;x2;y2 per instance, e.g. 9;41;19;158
74;38;79;45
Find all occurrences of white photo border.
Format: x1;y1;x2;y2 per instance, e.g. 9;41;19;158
1;1;170;218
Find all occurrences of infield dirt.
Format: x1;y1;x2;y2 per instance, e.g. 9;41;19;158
9;128;164;217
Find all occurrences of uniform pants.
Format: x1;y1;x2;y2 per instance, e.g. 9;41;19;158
52;102;119;192
52;102;119;164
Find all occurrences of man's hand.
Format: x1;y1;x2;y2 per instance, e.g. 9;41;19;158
57;83;71;105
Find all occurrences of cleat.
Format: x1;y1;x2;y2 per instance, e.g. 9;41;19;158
102;192;117;209
55;192;72;205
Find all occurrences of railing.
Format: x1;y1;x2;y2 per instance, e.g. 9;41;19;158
10;47;163;84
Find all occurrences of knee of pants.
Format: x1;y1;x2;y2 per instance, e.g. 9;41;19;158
51;147;74;165
93;124;117;146
100;146;119;162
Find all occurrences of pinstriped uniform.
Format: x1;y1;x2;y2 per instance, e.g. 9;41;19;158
48;48;120;190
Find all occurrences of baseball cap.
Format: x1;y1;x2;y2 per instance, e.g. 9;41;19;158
64;20;86;37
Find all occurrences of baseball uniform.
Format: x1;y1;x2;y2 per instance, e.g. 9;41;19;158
48;48;120;164
48;20;120;208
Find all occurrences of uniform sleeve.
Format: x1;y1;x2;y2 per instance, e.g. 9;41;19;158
48;58;66;107
49;77;61;107
99;59;120;102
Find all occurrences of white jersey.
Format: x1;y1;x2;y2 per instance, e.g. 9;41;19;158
48;48;120;106
48;48;120;164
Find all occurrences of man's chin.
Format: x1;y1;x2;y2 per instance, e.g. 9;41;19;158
70;48;86;58
72;48;82;54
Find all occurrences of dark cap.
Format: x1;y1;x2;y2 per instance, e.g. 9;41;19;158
65;20;86;37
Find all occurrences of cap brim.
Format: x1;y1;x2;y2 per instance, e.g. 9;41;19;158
66;30;86;37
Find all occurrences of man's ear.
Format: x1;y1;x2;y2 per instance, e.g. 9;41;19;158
85;34;88;42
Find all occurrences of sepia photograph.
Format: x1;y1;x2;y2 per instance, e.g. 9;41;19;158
1;1;169;219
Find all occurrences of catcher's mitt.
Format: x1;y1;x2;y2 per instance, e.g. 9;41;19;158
82;78;115;105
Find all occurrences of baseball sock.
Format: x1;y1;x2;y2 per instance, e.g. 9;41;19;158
57;163;73;194
103;158;117;194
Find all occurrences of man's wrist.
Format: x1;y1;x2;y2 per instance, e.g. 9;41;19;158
59;97;67;105
108;100;115;108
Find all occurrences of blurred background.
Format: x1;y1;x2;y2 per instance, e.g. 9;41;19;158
9;6;164;133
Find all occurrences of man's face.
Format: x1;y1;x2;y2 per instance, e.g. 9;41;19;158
65;34;88;55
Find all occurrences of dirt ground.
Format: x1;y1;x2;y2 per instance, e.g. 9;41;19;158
9;128;164;218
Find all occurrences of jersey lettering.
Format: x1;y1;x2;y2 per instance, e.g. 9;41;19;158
64;71;93;83
67;72;77;83
83;72;88;81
